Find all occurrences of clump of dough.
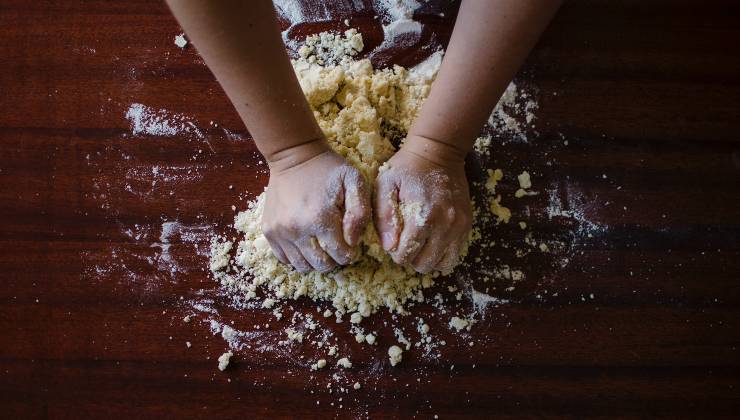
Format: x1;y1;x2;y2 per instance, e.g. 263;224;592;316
388;345;403;366
217;351;233;371
214;31;474;322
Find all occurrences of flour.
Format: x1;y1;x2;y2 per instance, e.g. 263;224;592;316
486;82;539;142
125;103;204;139
375;18;423;53
373;0;421;21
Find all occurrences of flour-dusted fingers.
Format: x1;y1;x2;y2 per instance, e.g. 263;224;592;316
411;231;451;274
341;166;371;247
374;172;402;252
435;231;469;273
282;242;312;273
296;236;336;273
316;223;356;266
265;234;290;265
390;220;430;266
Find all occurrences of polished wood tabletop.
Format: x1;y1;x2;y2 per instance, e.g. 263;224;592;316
1;0;739;418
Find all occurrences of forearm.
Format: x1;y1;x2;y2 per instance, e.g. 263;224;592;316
408;0;561;156
166;0;327;169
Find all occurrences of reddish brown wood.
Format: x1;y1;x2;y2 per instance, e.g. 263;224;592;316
1;0;739;418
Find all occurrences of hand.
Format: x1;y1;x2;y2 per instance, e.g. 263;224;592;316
374;135;473;274
263;145;371;273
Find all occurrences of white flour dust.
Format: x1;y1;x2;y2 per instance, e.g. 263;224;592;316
76;7;614;410
125;103;205;139
196;29;559;380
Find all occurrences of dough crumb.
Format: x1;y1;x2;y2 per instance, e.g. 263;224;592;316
337;357;353;368
449;316;476;332
489;195;511;224
174;33;188;48
311;359;327;370
388;345;403;366
517;171;532;189
217;351;233;371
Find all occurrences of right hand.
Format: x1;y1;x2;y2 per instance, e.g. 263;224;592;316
262;146;371;273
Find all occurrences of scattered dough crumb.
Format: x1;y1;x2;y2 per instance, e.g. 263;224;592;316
489;195;511;224
337;357;353;368
449;316;472;332
311;359;327;370
485;169;503;194
388;345;403;366
217;351;233;371
174;33;188;48
517;171;532;189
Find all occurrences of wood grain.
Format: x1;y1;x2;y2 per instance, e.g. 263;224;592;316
1;0;739;418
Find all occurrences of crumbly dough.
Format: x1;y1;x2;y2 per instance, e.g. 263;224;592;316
214;31;475;323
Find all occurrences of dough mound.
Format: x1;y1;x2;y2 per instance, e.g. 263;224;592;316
214;30;470;320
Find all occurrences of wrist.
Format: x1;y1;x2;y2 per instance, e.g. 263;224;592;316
265;137;332;174
400;133;468;169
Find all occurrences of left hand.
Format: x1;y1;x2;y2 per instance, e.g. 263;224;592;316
373;135;473;274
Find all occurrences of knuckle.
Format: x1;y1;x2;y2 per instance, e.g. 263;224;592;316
445;207;457;223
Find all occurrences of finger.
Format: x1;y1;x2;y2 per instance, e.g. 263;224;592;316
282;242;312;273
316;225;355;266
412;232;450;274
342;168;371;246
435;231;468;273
391;225;429;266
297;236;336;273
265;235;289;265
373;174;401;251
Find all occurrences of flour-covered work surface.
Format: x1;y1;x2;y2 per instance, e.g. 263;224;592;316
3;1;740;418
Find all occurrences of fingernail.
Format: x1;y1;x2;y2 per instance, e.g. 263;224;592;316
381;232;394;250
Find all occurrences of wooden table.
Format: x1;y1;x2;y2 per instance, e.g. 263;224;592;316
2;0;739;418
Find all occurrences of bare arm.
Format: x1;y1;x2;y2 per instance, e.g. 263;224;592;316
165;0;328;171
166;0;370;272
405;0;563;159
375;0;561;274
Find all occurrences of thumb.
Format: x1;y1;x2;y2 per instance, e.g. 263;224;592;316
342;168;371;246
373;173;401;251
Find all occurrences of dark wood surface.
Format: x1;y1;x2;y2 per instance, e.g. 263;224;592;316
2;0;740;418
